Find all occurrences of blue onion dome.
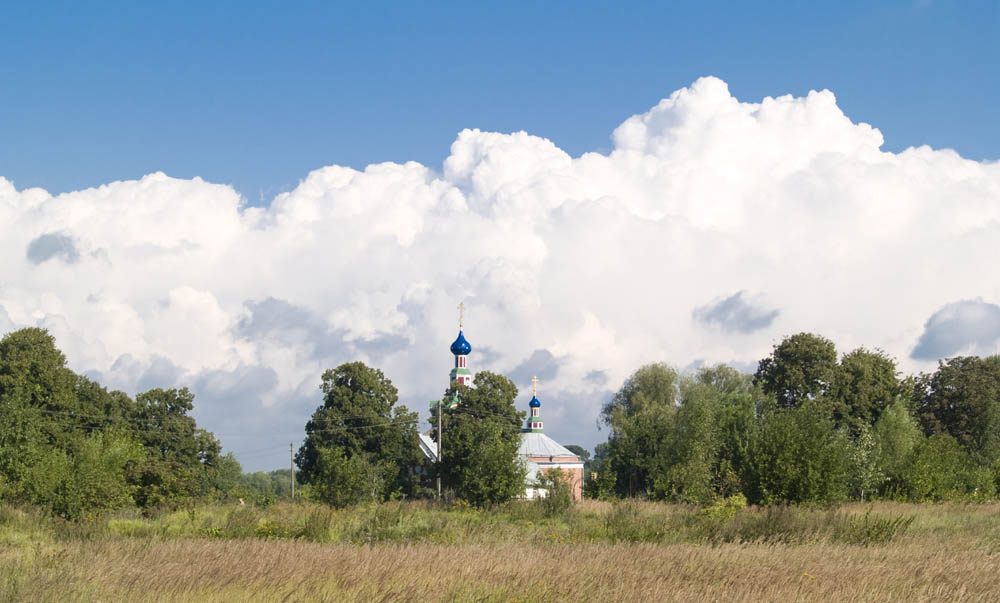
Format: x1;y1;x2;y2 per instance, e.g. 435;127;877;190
529;395;541;408
450;330;471;355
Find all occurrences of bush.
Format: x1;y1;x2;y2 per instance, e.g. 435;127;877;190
534;469;574;519
299;507;334;542
604;501;669;543
222;507;260;538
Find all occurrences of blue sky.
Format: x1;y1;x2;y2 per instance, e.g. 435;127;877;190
2;1;997;202
3;1;1000;469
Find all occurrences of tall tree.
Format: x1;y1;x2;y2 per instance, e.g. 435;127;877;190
914;355;1000;465
600;363;678;497
434;371;525;506
128;387;221;508
296;362;422;506
872;397;921;495
754;333;837;408
829;347;900;432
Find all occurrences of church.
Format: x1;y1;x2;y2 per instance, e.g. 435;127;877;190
418;321;585;501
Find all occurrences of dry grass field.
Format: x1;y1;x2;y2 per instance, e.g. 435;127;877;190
3;500;1000;601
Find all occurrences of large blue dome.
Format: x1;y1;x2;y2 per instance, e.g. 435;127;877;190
529;395;541;408
450;330;471;355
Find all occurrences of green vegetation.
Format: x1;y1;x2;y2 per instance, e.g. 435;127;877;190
0;328;233;518
294;362;424;506
432;371;527;506
5;324;1000;522
593;333;1000;505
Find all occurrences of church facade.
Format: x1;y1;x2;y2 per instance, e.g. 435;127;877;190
419;322;584;501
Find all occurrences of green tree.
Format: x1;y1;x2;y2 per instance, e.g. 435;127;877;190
296;362;422;506
847;424;884;502
564;445;590;462
754;333;837;408
601;363;678;497
746;402;851;504
830;348;900;433
648;365;758;503
914;356;1000;465
652;374;721;503
583;442;616;500
128;387;220;508
434;371;525;506
900;433;994;501
872;397;921;496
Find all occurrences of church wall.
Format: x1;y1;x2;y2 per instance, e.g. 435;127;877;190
531;463;584;502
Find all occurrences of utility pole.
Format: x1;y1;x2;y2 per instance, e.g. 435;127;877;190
436;398;442;498
290;442;295;500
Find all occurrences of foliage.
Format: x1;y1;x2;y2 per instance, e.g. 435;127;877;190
434;371;526;507
0;328;228;517
900;433;995;501
583;442;617;500
754;332;837;408
601;363;679;496
746;402;851;504
913;355;1000;465
533;468;574;518
847;424;884;503
829;347;900;432
564;444;590;461
872;397;921;494
295;362;423;506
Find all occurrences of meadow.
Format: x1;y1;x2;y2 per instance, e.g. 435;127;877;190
2;499;1000;601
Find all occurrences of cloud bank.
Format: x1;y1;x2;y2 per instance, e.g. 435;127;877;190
2;76;999;468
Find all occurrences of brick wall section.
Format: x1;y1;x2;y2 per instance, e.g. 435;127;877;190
528;456;584;501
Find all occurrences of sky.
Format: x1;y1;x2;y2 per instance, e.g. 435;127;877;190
1;1;999;471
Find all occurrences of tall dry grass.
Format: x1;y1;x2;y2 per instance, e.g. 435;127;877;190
3;500;1000;601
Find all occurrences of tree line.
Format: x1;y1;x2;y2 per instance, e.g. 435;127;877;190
5;326;1000;517
589;333;1000;504
0;328;291;517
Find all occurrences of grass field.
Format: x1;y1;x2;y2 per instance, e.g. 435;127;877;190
3;500;1000;601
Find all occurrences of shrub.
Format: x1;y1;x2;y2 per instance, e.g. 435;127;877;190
534;469;574;519
222;507;260;538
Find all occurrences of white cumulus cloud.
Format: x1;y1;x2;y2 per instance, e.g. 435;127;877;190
2;76;999;468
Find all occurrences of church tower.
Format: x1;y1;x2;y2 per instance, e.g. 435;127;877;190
449;302;472;388
525;376;543;432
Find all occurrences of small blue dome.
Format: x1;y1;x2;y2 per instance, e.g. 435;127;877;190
450;330;471;355
529;395;541;408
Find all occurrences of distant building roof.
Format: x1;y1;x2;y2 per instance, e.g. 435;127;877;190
518;432;581;460
418;433;438;460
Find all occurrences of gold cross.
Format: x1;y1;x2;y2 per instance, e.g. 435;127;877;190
532;376;538;397
457;302;465;329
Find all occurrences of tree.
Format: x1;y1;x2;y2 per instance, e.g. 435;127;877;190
847;424;884;503
434;371;526;506
914;356;1000;466
583;442;616;500
900;433;994;501
829;348;900;433
754;333;837;408
564;445;590;462
600;363;678;497
872;397;921;495
296;362;422;507
746;402;851;504
128;387;220;508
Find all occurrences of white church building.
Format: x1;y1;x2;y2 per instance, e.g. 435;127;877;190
419;323;584;501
